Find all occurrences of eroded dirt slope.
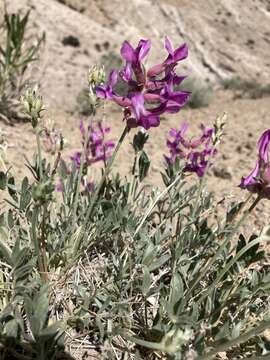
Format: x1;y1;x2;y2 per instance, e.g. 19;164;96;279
1;0;270;233
4;0;270;111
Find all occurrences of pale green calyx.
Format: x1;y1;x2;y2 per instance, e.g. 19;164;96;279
87;65;105;111
21;86;44;128
88;64;105;88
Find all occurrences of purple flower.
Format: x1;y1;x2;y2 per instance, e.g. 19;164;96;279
240;129;270;198
68;120;115;194
55;181;63;192
120;39;151;85
70;151;82;168
128;93;160;130
147;37;188;77
165;122;216;177
96;38;190;130
164;37;188;65
75;120;115;166
185;148;213;177
85;181;95;192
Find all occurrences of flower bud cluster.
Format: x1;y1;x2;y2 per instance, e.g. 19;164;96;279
21;86;44;128
88;65;105;109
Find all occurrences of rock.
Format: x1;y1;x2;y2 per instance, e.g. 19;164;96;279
213;166;232;180
62;35;80;47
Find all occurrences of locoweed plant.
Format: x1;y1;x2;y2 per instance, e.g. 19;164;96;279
0;38;269;360
0;8;45;124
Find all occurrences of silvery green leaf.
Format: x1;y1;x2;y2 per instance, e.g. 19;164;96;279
0;171;7;190
19;177;32;211
142;266;151;297
149;254;170;272
39;321;63;340
4;319;19;338
7;176;17;201
0;228;12;263
33;286;49;332
169;272;183;309
139;151;150;181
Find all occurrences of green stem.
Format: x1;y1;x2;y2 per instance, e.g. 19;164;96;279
133;172;182;237
34;127;48;282
82;125;129;227
71;119;91;227
67;125;129;263
40;205;48;283
35;128;43;180
32;205;45;281
132;152;138;176
191;147;216;219
198;318;270;360
128;152;138;203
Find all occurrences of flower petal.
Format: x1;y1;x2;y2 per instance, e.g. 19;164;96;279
95;86;109;99
258;129;270;163
173;43;188;61
147;63;165;77
121;41;136;62
165;37;174;55
239;160;260;189
108;70;118;87
138;39;151;61
131;93;146;120
120;62;132;82
141;114;160;129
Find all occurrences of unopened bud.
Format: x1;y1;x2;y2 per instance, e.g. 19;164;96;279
22;100;30;114
20;86;44;128
88;65;105;88
133;129;149;152
212;112;226;146
89;87;98;107
35;98;43;113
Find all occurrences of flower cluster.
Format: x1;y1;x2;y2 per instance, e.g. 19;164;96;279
88;65;106;110
96;38;191;130
165;122;216;177
21;86;44;128
58;120;115;193
240;129;270;198
71;120;115;168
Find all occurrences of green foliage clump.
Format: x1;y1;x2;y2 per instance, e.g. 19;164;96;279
0;9;44;124
0;83;269;360
222;77;270;99
178;78;213;109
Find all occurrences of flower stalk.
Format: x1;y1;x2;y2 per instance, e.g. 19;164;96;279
83;125;129;227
